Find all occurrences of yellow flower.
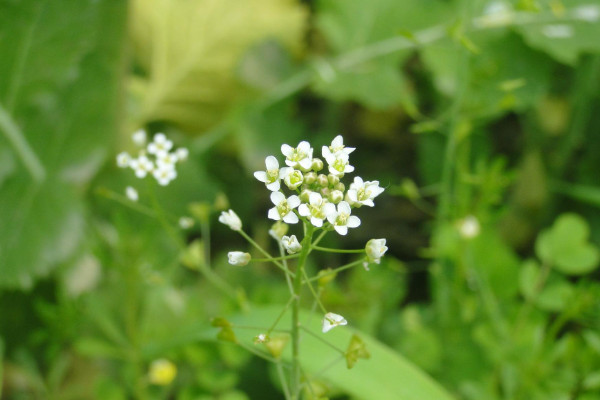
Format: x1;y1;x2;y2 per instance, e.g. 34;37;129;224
148;359;177;385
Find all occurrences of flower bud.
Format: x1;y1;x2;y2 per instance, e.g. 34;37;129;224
329;190;344;204
300;189;313;203
335;182;345;192
269;221;288;241
317;268;337;286
253;333;270;344
218;209;242;231
228;251;251;266
365;239;388;264
317;174;329;187
265;334;289;359
284;169;304;190
320;187;331;198
304;171;317;185
281;235;302;254
311;158;324;171
328;174;340;186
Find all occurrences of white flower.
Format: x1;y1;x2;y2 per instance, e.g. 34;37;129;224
322;135;355;160
147;133;173;157
175;147;189;161
326;201;360;235
573;5;600;22
130;155;154;178
298;192;335;228
347;177;385;207
322;312;347;333
458;215;480;239
153;164;177;186
365;239;387;264
283;169;304;190
179;217;194;229
268;192;301;224
156;152;178;169
125;186;139;202
254;156;289;191
281;141;313;170
325;152;354;177
228;251;251;266
132;129;147;146
219;210;242;231
281;235;302;254
542;24;573;39
116;152;131;168
254;333;269;344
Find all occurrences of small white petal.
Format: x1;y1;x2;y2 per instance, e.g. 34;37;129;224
347;216;361;228
254;171;268;182
338;201;351;214
283;212;299;224
298;204;310;217
268;207;280;221
265;156;278;170
334;225;348;235
287;195;301;209
270;191;285;206
311;217;323;227
281;144;293;157
298;158;313;170
309;192;322;206
266;181;280;191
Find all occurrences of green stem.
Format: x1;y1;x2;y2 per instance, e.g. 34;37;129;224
291;223;314;399
95;187;157;218
252;254;301;262
279;242;295;295
303;259;366;284
311;246;364;254
277;362;293;400
239;229;296;278
267;296;296;334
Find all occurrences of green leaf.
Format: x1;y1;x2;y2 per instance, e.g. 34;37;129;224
129;0;307;133
535;279;575;312
0;0;128;288
519;259;541;300
314;0;449;110
229;305;455;400
515;1;600;65
535;213;600;275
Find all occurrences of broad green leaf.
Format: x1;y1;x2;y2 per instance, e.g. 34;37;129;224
228;305;455;400
0;0;127;288
535;279;575;312
129;0;307;133
515;1;600;65
314;0;449;110
519;259;541;300
535;213;600;275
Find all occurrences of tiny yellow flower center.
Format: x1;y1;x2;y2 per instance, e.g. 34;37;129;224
336;212;349;226
267;169;279;182
277;200;291;217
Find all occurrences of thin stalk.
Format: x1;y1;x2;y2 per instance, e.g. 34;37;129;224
95;187;157;218
267;296;296;334
291;223;314;399
279;242;295;294
239;229;296;278
303;259;366;284
299;327;346;355
302;269;327;314
311;246;364;254
252;254;301;262
277;362;293;400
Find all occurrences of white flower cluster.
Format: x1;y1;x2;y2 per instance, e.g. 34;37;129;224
116;130;188;186
254;135;384;236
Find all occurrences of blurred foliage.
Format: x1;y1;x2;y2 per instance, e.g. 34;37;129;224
1;0;600;399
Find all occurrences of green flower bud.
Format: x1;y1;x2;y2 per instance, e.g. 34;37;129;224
317;174;329;187
311;158;324;171
335;182;345;192
304;171;317;185
328;174;340;186
300;189;313;203
329;190;344;204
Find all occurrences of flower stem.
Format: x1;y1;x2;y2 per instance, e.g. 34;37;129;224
291;223;314;399
311;245;364;254
303;259;366;284
239;229;296;278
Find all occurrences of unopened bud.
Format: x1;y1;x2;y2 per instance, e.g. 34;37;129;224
317;174;329;187
329;190;344;204
321;187;331;198
304;171;317;185
335;182;345;192
312;158;324;172
328;174;340;186
300;189;313;203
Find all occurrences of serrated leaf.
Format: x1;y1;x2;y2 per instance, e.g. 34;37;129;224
535;213;600;275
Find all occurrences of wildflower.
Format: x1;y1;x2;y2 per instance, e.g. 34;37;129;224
148;359;177;386
346;177;385;207
228;251;251;266
116;152;131;168
322;135;355;160
153;164;177;186
268;192;301;224
219;209;242;231
130;155;154;178
326;201;361;235
175;147;189;161
254;156;290;191
325;152;354;177
125;186;139;202
281;235;302;254
132;129;147;146
179;216;194;229
281;141;313;170
458;215;480;239
156;151;178;169
254;333;269;344
298;192;335;228
322;312;347;333
365;239;388;264
573;5;600;22
283;169;304;190
147;133;173;157
542;24;573;39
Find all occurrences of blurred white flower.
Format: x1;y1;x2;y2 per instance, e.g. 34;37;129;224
322;312;347;333
228;251;251;266
268;192;300;224
573;5;600;22
116;152;131;168
179;216;194;229
219;209;242;231
326;201;360;235
130;155;154;178
458;215;480;239
147;133;173;157
132;129;147;146
542;24;573;39
125;186;139;202
322;135;355;160
175;147;189;161
153;164;177;186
